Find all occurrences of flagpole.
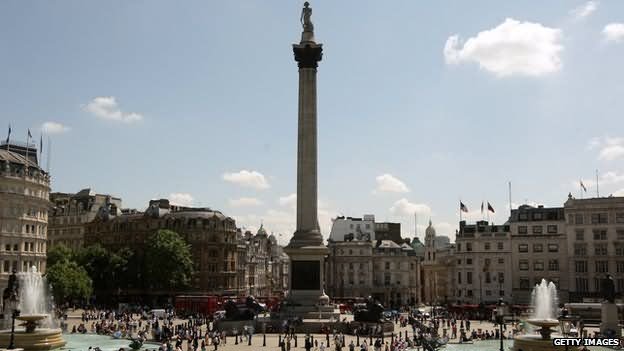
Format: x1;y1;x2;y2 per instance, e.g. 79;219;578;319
580;179;583;199
508;181;512;217
596;170;600;198
459;199;462;223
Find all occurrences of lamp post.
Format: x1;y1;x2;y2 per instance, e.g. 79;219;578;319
8;308;20;349
558;308;577;351
497;298;505;351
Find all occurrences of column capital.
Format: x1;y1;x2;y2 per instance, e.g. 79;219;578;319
293;43;323;69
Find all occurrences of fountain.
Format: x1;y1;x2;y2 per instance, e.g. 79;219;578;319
513;279;563;351
0;267;66;350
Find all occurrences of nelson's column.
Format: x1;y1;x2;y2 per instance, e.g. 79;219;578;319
284;2;332;315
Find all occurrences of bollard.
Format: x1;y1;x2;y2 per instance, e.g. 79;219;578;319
235;333;239;345
279;334;282;347
356;334;359;345
263;333;266;347
391;332;394;343
295;335;298;348
248;334;252;346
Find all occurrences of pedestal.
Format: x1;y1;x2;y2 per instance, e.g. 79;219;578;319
284;246;329;307
600;302;620;337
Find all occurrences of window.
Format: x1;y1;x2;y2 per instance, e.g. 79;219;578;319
533;244;543;252
485;290;492;296
457;272;462;284
466;258;473;265
615;245;624;256
574;244;587;256
467;290;473;297
520;278;530;289
575;214;584;225
497;242;504;250
519;259;529;270
595;261;609;273
617;261;624;273
575;260;588;273
498;272;504;283
595;244;608;256
533;212;543;220
534;260;544;271
484;242;491;250
457;259;462;265
498;258;504;264
4;244;9;251
385;262;390;270
457;244;461;252
548;244;559;252
518;226;527;234
616;213;624;224
532;226;543;234
518;244;528;253
548;259;559;271
591;213;608;224
593;229;607;240
576;277;588;292
467;272;473;284
466;243;472;251
576;230;584;241
547;225;558;234
618;230;624;240
519;213;528;221
485;272;491;283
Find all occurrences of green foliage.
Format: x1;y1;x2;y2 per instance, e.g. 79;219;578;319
144;229;194;290
76;244;132;292
46;244;74;267
46;260;92;304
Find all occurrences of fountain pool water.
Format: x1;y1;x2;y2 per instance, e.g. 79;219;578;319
0;266;66;350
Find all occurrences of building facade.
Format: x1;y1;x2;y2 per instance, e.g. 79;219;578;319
421;220;454;305
49;189;121;249
326;215;420;306
509;205;568;303
0;142;50;290
564;196;624;301
84;199;239;294
455;220;512;304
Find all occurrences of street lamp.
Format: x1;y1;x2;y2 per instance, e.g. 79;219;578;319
8;308;20;349
558;308;578;351
496;298;505;351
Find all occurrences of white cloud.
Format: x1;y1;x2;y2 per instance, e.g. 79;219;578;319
603;23;624;43
374;174;410;193
444;18;563;77
234;197;335;245
41;121;70;134
614;189;624;196
222;170;270;190
83;96;143;123
389;198;431;216
590;136;624;161
169;193;194;206
278;193;297;208
571;1;598;20
228;197;263;207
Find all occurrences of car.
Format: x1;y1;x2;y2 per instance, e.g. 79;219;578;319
213;310;226;320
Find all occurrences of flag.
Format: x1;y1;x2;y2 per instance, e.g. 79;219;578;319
460;201;468;213
39;134;43;153
480;201;484;214
5;124;10;143
487;202;495;213
580;180;587;192
27;129;32;139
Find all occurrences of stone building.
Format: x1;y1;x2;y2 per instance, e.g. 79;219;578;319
455;220;512;304
236;227;290;298
421;220;454;305
84;199;239;295
0;142;50;290
326;216;420;306
509;204;568;303
49;189;121;249
563;195;624;301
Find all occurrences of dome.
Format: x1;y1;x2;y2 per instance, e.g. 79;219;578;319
256;224;268;237
425;219;436;237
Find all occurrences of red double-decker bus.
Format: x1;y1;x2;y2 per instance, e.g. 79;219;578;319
174;295;222;316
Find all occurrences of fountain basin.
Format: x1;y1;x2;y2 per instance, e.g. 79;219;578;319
0;328;66;350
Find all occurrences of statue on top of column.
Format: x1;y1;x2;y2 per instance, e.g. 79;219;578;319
300;2;313;32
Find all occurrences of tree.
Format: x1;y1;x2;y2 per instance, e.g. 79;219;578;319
46;260;92;304
144;229;194;290
46;244;74;267
76;244;132;293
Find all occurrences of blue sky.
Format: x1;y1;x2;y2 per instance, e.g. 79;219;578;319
2;1;624;243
